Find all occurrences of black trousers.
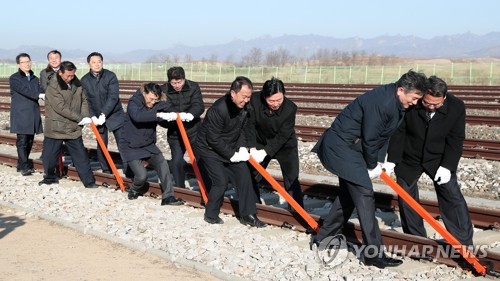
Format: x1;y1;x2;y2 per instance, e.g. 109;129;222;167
397;173;473;246
199;156;258;218
315;177;384;255
168;139;187;188
96;125;126;174
127;153;174;200
253;146;303;208
16;134;34;172
42;137;95;186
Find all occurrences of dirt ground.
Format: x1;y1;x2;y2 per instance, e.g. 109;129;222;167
0;205;221;281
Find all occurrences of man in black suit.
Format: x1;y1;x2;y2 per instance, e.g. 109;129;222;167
311;70;429;268
384;76;473;246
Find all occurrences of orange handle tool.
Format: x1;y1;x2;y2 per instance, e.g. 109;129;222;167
248;156;319;233
89;122;126;191
380;171;486;276
175;114;208;204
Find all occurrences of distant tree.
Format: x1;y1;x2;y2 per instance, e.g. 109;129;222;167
248;48;263;66
265;47;293;66
184;54;193;62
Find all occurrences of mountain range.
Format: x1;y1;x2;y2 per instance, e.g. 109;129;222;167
1;32;499;63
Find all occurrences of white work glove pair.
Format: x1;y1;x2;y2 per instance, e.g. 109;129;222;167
179;112;194;122
91;113;106;126
434;166;451;185
78;117;92;126
230;147;250;163
368;163;383;179
158;112;177;122
382;162;396;176
38;93;45;100
250;148;267;163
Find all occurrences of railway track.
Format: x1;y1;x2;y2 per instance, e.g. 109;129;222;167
0;149;499;275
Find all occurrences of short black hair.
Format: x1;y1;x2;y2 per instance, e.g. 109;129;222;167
427;76;448;98
395;70;429;96
142;82;163;98
47;50;61;60
87;52;103;63
261;77;285;99
167;66;185;81
230;76;253;93
15;53;30;64
59;61;77;73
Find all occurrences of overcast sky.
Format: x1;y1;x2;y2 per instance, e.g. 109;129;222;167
2;0;498;53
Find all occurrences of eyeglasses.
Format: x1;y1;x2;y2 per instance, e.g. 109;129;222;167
147;97;159;103
421;99;444;108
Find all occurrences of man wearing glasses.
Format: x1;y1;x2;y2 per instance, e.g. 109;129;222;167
9;53;44;176
384;76;473;247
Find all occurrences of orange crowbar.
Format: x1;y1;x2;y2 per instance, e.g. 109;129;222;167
248;156;319;233
89;122;126;191
175;113;208;204
380;171;487;276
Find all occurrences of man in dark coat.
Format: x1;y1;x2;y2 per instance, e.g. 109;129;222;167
245;77;303;208
195;76;265;227
9;53;43;176
39;61;97;188
311;70;429;268
160;66;204;189
39;50;62;94
384;76;473;246
81;52;127;174
119;83;182;206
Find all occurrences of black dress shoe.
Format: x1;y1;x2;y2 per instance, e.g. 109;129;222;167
128;190;140;200
364;254;403;268
204;214;224;224
38;178;59;186
240;214;266;228
161;196;183;206
21;169;33;176
85;183;99;189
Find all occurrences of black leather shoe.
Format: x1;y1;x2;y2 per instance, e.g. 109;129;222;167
240;214;266;228
38;178;59;186
21;169;33;176
364;254;403;268
128;190;140;200
204;214;224;224
85;183;99;189
161;196;183;206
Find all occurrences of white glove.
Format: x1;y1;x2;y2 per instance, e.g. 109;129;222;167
98;113;106;125
230;147;250;162
250;148;267;163
158;112;177;122
179;112;195;122
91;116;99;125
38;93;45;100
368;163;383;179
78;117;92;126
382;162;396;176
434;166;451;185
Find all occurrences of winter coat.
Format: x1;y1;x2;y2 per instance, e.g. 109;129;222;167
44;73;89;139
387;93;465;183
312;84;405;187
39;67;57;93
119;89;171;162
245;91;297;157
81;69;126;131
9;69;43;134
160;80;204;141
195;93;249;162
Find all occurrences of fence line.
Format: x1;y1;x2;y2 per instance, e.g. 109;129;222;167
1;62;499;85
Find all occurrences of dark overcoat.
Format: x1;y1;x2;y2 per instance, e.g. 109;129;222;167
9;69;43;135
245;91;297;157
312;84;405;187
387;94;465;183
160;80;204;140
194;93;248;163
119;90;171;162
81;69;126;131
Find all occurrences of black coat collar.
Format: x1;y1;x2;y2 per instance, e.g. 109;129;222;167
56;73;81;90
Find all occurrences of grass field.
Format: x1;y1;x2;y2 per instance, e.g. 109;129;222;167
2;61;499;85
